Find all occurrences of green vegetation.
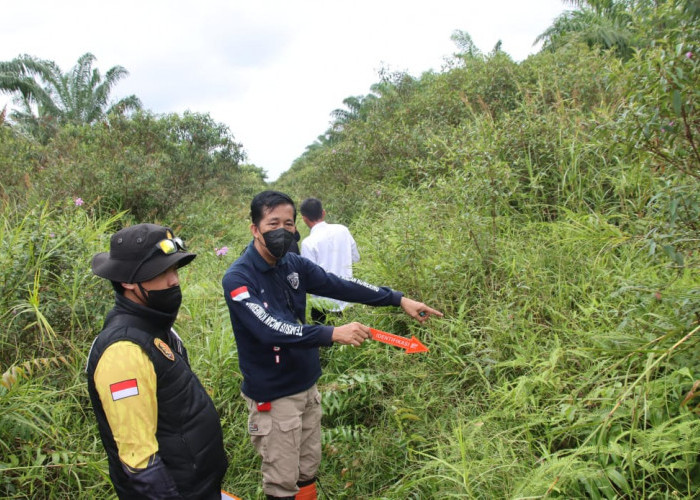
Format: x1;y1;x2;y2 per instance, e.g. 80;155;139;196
0;53;142;143
1;0;698;498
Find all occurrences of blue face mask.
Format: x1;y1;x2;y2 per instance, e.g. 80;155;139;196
262;228;295;259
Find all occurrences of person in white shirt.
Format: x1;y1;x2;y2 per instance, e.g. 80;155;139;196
300;197;360;324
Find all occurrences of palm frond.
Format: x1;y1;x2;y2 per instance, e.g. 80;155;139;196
0;52;139;138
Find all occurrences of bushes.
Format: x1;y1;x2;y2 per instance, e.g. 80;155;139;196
273;14;699;494
0;126;43;203
0;200;121;366
340;204;699;498
278;45;634;223
2;110;251;222
0;201;122;497
39;111;247;220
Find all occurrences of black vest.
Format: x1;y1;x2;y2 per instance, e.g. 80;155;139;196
86;308;227;499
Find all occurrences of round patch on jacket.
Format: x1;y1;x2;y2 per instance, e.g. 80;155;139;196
154;338;175;361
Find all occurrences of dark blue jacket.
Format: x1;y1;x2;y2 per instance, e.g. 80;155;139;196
222;241;403;401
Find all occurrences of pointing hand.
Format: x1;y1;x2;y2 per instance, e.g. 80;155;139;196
400;297;443;323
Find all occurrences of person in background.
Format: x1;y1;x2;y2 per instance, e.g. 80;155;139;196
87;223;227;499
299;197;360;324
221;190;442;500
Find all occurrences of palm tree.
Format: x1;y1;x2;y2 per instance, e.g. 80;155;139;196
329;94;378;131
451;30;483;58
0;52;142;140
535;0;635;57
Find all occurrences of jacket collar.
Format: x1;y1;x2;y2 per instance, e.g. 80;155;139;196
104;291;178;336
247;239;289;273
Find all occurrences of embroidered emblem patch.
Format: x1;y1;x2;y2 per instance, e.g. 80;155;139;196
249;423;259;432
287;272;299;290
154;338;175;361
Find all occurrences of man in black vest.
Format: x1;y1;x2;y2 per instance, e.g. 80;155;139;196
86;223;227;499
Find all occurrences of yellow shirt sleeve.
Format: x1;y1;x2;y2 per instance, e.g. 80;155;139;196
93;341;158;469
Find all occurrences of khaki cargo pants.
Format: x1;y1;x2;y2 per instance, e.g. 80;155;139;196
243;385;322;498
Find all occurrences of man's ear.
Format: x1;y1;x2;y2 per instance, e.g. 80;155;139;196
121;282;137;292
250;223;259;237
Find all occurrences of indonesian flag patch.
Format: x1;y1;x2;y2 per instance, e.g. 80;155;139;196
110;379;139;401
231;286;250;302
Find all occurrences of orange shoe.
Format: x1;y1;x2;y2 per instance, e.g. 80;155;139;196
295;482;317;500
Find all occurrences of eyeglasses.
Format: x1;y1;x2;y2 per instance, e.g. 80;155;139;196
127;237;186;283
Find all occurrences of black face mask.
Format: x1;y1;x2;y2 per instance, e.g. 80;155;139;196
262;228;295;259
139;284;182;314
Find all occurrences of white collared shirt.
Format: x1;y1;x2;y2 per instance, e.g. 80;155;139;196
301;221;360;311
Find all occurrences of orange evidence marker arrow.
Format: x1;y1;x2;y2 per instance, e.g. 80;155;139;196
369;328;429;353
221;490;242;500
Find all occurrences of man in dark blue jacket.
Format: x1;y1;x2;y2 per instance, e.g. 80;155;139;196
222;191;442;500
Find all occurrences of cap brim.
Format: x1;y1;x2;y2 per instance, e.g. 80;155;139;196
91;251;196;283
91;252;119;280
132;252;197;283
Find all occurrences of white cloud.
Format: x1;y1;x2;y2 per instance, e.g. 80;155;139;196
1;0;567;180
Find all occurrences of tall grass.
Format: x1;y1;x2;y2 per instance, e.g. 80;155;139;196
0;200;122;497
311;182;699;498
1;6;698;497
0;179;697;498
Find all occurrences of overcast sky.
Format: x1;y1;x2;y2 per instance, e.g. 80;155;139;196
2;1;568;181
